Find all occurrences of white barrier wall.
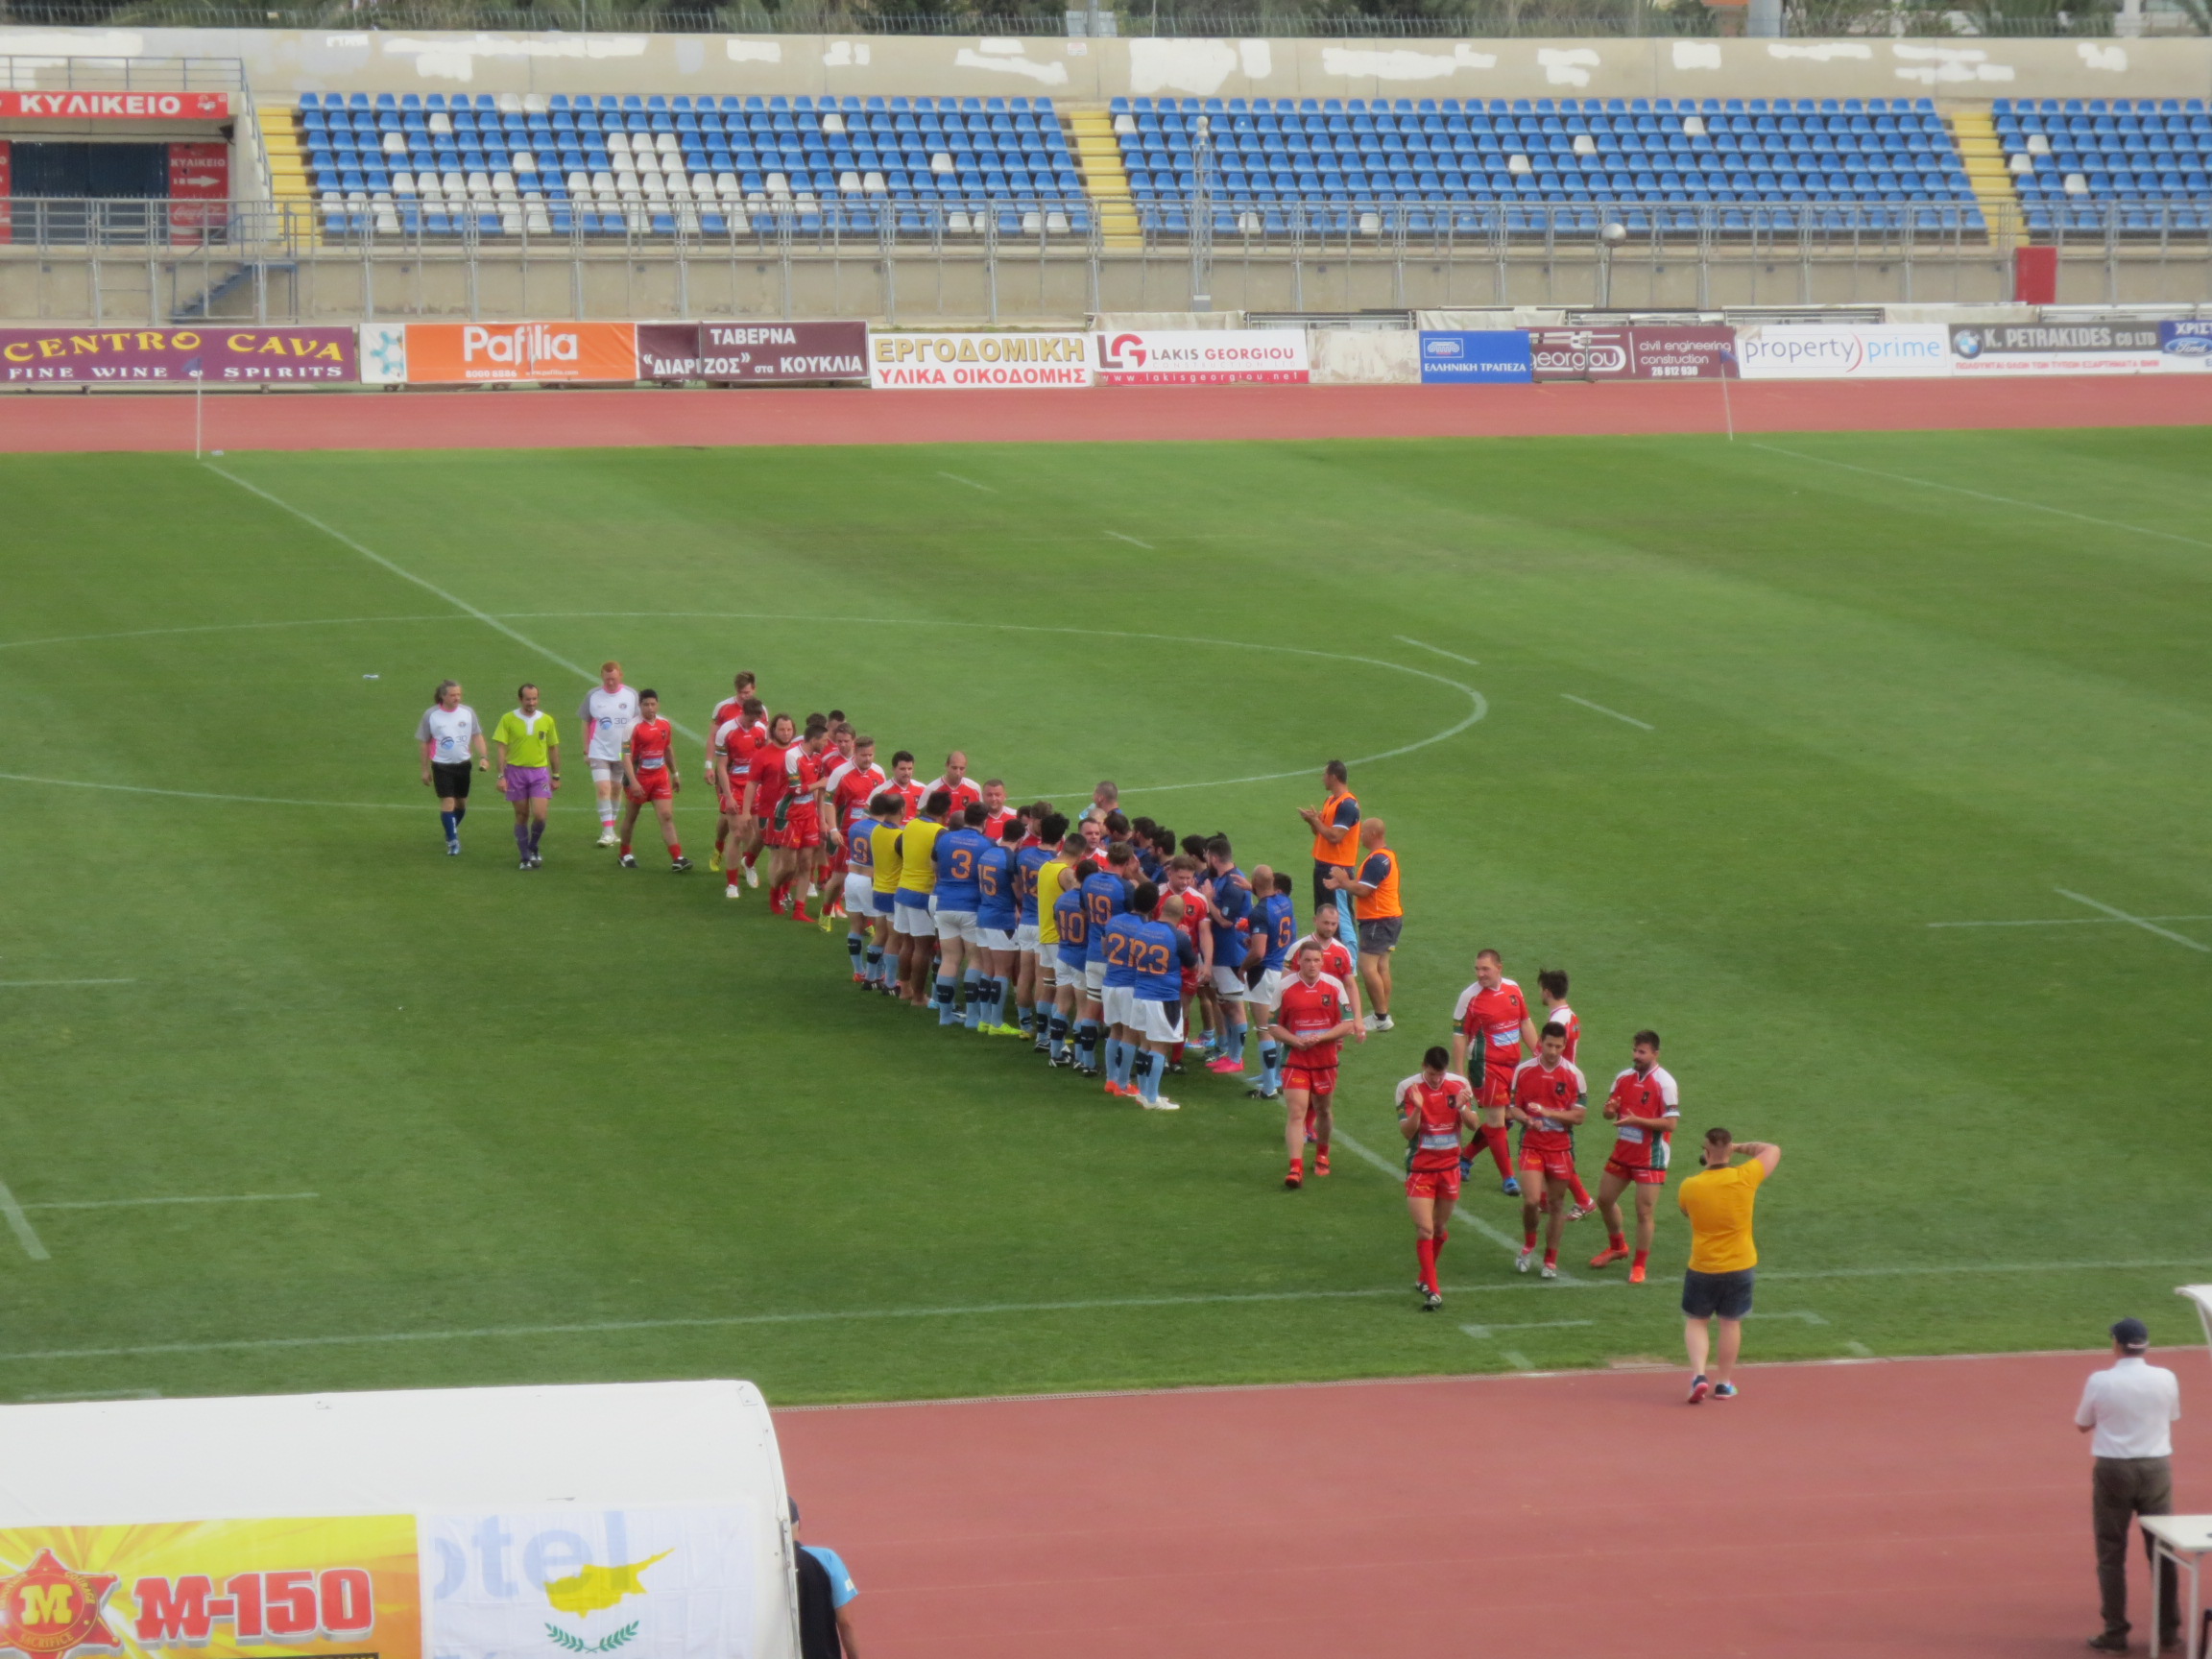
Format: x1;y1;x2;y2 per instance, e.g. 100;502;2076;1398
4;24;2211;106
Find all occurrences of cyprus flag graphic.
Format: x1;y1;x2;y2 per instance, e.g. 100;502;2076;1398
421;1509;755;1659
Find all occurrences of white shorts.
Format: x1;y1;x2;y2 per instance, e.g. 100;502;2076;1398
978;926;1019;952
1016;922;1041;952
589;757;624;783
1057;953;1087;987
1037;956;1057;989
1246;968;1285;1010
1084;960;1107;995
1212;964;1250;998
894;900;933;936
936;907;980;944
1102;985;1138;1029
1136;998;1185;1045
843;873;875;919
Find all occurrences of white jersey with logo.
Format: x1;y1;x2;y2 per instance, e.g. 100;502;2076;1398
579;685;641;763
416;704;482;763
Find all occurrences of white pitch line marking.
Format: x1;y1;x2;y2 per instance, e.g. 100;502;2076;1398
0;1177;50;1263
20;1192;318;1213
935;470;997;493
0;979;136;989
2055;889;2211;953
1749;443;2212;554
1561;693;1655;731
1499;1350;1535;1371
1927;915;2212;930
1105;531;1154;550
1394;636;1480;667
1745;1310;1829;1325
1459;1319;1595;1340
1843;1341;1875;1358
1760;1257;2209;1284
0;615;455;656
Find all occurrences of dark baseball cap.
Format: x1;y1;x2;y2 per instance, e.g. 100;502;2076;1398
2111;1318;2150;1352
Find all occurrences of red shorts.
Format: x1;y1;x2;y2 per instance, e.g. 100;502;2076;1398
1406;1166;1462;1202
1479;1065;1516;1109
718;790;742;816
627;769;673;804
1517;1142;1576;1180
1285;1060;1338;1098
781;806;823;850
1604;1156;1669;1187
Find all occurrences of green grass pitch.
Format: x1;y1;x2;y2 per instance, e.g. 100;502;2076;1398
1;426;2207;1406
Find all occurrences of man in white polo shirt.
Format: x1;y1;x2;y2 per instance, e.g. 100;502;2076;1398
578;661;640;849
2077;1316;2182;1654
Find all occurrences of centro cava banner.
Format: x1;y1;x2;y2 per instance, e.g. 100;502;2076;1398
360;323;640;385
0;1508;754;1659
869;331;1092;389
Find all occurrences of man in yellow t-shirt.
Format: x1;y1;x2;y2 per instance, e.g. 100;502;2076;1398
490;683;562;870
1675;1127;1782;1405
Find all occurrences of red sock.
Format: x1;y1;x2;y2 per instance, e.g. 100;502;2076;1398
1170;1042;1185;1065
1632;1249;1649;1271
1543;1249;1558;1268
1609;1231;1628;1251
1524;1228;1538;1251
620;840;633;856
1483;1124;1514;1179
668;841;683;859
1570;1171;1594;1206
743;848;759;869
1416;1237;1437;1292
1433;1228;1449;1257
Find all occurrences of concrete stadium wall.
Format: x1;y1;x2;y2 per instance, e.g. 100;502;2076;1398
5;24;2212;107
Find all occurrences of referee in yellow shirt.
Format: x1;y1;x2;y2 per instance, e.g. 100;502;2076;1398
1675;1127;1782;1405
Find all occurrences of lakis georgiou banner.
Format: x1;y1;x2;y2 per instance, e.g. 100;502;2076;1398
0;1506;760;1659
0;326;358;384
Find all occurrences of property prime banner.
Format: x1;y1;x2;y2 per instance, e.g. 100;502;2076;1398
637;322;869;384
1947;321;2165;375
0;326;357;384
871;330;1091;389
1734;325;1951;379
361;323;640;386
1093;329;1310;385
0;1515;419;1659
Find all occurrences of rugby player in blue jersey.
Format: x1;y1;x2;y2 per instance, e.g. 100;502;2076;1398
930;805;991;1027
1128;886;1200;1111
973;814;1023;1036
1078;843;1137;1078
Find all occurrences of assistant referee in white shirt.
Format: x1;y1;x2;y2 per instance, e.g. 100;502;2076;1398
2077;1316;2182;1654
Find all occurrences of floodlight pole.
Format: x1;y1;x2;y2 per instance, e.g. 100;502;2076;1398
1190;114;1214;313
192;369;204;459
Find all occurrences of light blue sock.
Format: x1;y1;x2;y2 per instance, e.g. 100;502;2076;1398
936;975;958;1024
962;967;983;1028
1138;1050;1161;1103
1076;1020;1099;1070
1260;1041;1283;1091
1229;1020;1248;1066
1104;1038;1124;1086
1017;1001;1035;1034
1117;1039;1137;1089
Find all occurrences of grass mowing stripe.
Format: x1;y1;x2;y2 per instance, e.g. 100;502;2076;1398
0;772;423;810
1561;694;1655;731
0;978;135;988
0;616;456;655
2053;888;2212;953
1747;442;2212;553
0;1177;50;1263
20;1193;318;1213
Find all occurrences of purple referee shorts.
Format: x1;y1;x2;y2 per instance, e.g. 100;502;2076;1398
502;764;552;803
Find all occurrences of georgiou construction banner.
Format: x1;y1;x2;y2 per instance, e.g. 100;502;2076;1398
0;1507;757;1659
358;323;640;385
869;330;1092;389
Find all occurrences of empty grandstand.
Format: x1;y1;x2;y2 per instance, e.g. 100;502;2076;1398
1995;97;2212;233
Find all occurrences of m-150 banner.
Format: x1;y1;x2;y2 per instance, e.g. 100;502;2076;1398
0;326;357;384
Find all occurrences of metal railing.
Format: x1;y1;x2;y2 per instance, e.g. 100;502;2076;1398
5;193;2210;321
0;53;246;90
0;2;2177;36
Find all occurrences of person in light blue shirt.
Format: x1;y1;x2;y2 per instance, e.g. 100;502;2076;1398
931;805;991;1026
1249;868;1300;1099
973;826;1022;1036
1098;904;1149;1098
1129;887;1199;1110
790;1499;858;1659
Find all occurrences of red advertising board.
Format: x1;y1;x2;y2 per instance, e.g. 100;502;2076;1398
1529;325;1737;381
168;140;229;244
638;322;871;384
0;90;230;120
0;140;11;247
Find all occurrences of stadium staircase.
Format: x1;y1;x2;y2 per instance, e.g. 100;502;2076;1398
1066;106;1142;248
1946;105;2020;247
260;100;321;246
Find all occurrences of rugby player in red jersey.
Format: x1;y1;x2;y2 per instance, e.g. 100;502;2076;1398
1291;901;1365;1145
705;670;757;794
1266;942;1358;1190
738;710;796;902
616;690;690;873
1536;967;1599;1218
1508;1022;1589;1279
772;715;830;922
822;731;884;924
1161;855;1214;1073
1399;1049;1480;1310
1589;1030;1681;1284
711;696;767;892
924;752;982;820
883;750;925;823
1450;950;1540;1197
978;778;1020;841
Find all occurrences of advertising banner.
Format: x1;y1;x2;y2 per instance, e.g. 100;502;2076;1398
1734;325;1951;379
1947;321;2165;375
2158;320;2212;368
1527;326;1739;381
0;325;357;384
871;331;1090;389
167;141;229;244
1092;329;1309;385
0;90;230;120
0;141;11;246
0;1515;419;1659
699;321;868;384
636;323;702;382
380;323;640;385
1418;330;1533;384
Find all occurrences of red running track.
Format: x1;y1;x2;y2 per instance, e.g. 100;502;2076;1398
777;1351;2207;1659
2;374;2209;453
